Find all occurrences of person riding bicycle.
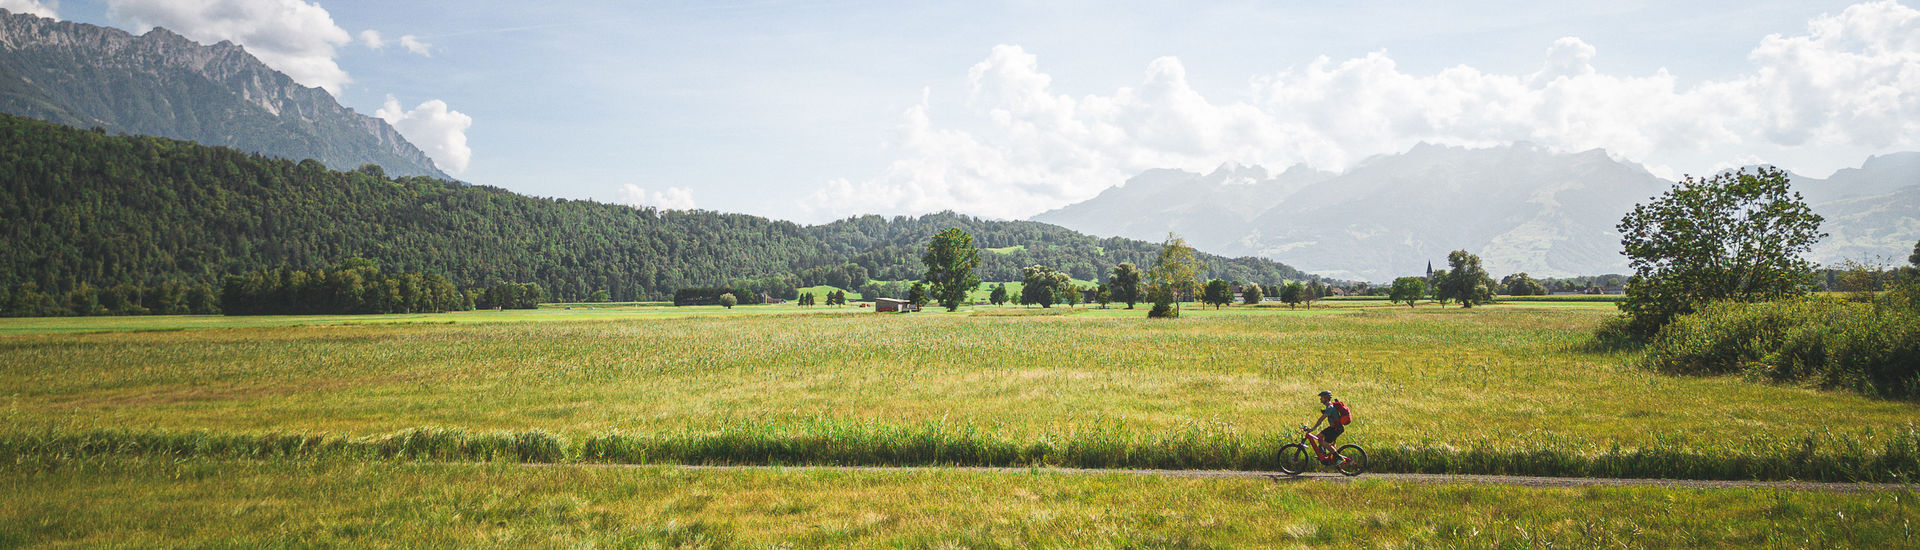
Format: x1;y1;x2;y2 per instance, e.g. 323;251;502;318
1305;390;1350;464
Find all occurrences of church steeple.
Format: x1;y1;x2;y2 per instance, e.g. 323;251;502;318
1426;261;1433;279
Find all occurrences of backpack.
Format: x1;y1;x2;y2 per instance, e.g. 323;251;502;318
1332;400;1352;426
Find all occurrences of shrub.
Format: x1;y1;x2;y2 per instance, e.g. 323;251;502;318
1147;302;1178;318
1640;297;1920;399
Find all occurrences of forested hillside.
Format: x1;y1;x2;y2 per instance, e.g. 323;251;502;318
0;114;1314;303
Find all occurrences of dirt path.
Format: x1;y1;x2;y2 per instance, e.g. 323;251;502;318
571;464;1914;493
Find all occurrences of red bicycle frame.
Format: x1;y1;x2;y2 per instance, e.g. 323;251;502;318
1301;430;1336;461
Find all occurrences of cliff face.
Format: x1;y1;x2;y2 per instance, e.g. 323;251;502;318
0;10;449;179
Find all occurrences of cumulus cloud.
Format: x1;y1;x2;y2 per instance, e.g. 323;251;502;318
398;34;432;57
615;184;697;210
375;96;473;175
106;0;358;94
809;1;1920;222
357;29;384;49
0;0;59;20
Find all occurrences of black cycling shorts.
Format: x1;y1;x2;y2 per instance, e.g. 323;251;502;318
1319;424;1345;444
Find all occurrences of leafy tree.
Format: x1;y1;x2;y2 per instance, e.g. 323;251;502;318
1203;279;1232;309
1436;250;1495;307
718;293;738;309
1242;283;1263;305
1110;263;1143;309
1021;265;1067;308
1146;235;1205;314
1305;280;1328;307
102;283;148;315
589;289;612;302
921;227;983;311
1096;283;1112;308
1389;277;1426;307
989;283;1009;306
907;282;929;307
4;282;64;317
1061;284;1082;307
1500;273;1547;296
65;283;104;316
1616;166;1825;337
186;284;219;314
1428;269;1452;306
798;292;814;306
1279;282;1306;308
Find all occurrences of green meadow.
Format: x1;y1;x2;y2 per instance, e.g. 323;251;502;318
4;458;1914;548
2;302;1916;479
6;301;1918;546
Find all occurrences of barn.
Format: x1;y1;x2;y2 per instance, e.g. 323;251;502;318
874;298;919;313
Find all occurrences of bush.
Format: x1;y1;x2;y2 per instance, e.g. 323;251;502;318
1589;314;1647;350
1147;302;1178;318
1640;297;1920;399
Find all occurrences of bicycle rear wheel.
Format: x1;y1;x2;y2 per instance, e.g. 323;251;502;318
1334;444;1368;476
1276;444;1311;476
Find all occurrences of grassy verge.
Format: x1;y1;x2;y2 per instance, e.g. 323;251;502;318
5;423;1916;482
3;458;1914;548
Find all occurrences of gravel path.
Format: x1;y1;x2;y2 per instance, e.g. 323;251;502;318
594;464;1915;493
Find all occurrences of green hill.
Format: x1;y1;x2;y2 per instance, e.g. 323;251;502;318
0;114;1318;304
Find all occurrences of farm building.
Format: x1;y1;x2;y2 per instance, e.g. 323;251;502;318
874;298;919;313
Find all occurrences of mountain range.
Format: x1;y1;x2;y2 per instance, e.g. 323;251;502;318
0;9;448;179
1035;144;1920;281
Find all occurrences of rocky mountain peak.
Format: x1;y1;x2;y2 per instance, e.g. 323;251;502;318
0;10;448;179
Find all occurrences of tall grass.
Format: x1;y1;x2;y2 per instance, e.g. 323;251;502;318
7;421;1916;482
9;458;1913;548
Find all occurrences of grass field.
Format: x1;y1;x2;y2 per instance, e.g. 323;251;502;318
6;302;1918;546
2;302;1915;480
4;458;1914;548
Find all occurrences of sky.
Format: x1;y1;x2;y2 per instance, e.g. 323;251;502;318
8;0;1919;223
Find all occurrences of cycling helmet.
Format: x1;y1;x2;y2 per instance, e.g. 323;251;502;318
1317;390;1333;397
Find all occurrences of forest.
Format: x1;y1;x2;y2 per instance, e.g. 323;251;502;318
0;114;1317;307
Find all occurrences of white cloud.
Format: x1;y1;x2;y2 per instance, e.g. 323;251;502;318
376;96;473;175
106;0;353;94
357;29;384;49
615;184;697;210
398;34;432;57
0;0;59;20
810;1;1920;222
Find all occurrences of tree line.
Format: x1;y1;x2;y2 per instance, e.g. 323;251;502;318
0;113;1319;311
218;260;469;315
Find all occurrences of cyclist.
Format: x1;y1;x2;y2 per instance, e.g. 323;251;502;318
1304;390;1349;464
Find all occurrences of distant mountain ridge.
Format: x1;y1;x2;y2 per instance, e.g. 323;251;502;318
0;9;448;179
1035;144;1920;281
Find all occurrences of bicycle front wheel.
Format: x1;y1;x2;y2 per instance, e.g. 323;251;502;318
1276;443;1311;476
1335;444;1368;476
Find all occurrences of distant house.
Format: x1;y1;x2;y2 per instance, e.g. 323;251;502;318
874;298;919;313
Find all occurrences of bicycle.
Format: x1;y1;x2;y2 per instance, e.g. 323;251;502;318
1276;425;1368;476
